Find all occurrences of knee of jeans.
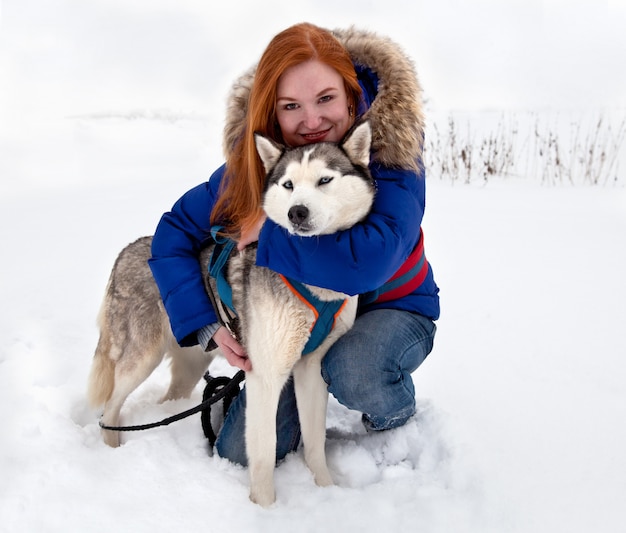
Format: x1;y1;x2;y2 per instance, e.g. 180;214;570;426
215;431;299;468
320;351;344;393
215;435;248;467
321;353;368;407
323;352;417;416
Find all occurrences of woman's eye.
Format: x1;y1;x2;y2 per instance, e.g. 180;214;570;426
319;95;333;104
284;103;298;111
318;176;333;185
283;180;293;190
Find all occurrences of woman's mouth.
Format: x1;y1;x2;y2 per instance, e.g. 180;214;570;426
300;128;330;143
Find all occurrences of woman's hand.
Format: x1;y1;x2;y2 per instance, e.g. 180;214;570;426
237;214;267;251
212;326;252;372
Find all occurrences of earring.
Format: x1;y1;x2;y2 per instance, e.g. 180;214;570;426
348;105;354;117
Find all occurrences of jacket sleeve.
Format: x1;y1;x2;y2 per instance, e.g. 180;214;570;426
255;162;426;295
148;165;225;346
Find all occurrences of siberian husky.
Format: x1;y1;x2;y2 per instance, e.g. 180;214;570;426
88;120;375;506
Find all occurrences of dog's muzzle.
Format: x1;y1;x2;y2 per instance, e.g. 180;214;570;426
288;204;313;233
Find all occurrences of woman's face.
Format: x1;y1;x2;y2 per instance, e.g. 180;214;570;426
275;60;352;147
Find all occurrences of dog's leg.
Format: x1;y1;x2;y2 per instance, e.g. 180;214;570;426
162;343;214;402
100;344;165;447
100;386;131;448
245;368;290;507
292;351;333;487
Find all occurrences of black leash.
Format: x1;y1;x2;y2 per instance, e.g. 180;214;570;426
98;370;245;432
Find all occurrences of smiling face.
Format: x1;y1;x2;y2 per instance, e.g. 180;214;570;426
275;60;353;147
256;120;374;236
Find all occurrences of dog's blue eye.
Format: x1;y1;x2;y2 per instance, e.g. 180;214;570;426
283;180;293;190
318;176;333;186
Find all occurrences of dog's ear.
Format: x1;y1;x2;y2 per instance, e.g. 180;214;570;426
254;133;284;174
341;120;372;168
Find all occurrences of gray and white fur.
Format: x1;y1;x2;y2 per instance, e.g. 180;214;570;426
88;120;374;507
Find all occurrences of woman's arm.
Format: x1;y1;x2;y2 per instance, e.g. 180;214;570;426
255;163;426;295
148;166;225;346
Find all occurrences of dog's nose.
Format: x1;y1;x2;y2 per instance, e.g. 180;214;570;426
288;205;309;226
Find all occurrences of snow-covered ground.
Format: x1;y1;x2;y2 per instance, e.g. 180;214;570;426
2;2;626;532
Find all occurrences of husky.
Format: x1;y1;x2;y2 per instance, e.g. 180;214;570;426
88;120;375;506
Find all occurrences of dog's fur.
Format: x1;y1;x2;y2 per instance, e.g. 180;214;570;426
88;120;375;506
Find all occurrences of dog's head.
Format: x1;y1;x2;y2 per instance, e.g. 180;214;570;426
254;120;375;236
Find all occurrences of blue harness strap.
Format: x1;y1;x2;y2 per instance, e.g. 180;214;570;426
208;226;237;314
207;226;348;355
279;275;348;355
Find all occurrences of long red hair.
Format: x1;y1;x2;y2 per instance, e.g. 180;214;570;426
210;23;363;238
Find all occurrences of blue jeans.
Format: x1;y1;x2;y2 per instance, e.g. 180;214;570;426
215;309;436;465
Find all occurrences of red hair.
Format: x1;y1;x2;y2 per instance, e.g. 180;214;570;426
210;23;363;238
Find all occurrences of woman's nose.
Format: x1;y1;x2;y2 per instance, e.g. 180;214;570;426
302;108;322;130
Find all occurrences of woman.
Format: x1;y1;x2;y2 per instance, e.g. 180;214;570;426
149;23;440;465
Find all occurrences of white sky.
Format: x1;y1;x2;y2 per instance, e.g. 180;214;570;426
1;0;625;124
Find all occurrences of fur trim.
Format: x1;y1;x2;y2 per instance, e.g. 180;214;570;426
222;27;424;170
222;65;255;160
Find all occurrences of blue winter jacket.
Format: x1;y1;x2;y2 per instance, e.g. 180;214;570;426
149;38;440;347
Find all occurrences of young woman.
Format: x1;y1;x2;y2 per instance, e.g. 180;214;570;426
149;23;440;464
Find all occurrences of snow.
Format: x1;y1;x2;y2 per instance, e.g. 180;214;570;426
2;1;626;532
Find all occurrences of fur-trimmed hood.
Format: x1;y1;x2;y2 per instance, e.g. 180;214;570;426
223;26;425;170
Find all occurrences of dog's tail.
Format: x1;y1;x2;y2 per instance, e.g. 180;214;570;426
87;300;115;408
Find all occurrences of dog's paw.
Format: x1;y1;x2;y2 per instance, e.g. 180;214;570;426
249;487;276;508
313;469;334;487
101;428;121;448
